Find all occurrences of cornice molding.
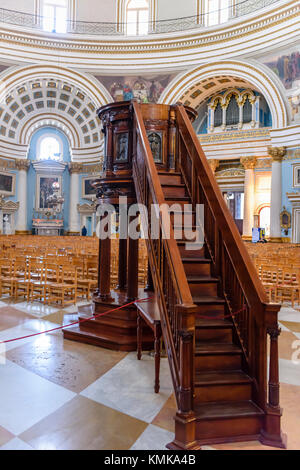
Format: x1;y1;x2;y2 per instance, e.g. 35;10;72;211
0;1;298;69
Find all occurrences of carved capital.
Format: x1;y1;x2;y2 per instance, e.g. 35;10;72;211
267;326;281;340
15;159;30;172
179;330;194;343
268;146;287;162
69;162;83;174
240;156;257;170
208;159;220;173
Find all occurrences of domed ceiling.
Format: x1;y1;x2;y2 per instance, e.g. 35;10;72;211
0;78;102;149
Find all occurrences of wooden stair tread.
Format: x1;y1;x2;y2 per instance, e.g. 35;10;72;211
181;258;211;264
158;171;181;176
193;296;225;304
161;183;185;188
165;196;190;201
194;401;264;420
195;318;233;328
196;343;242;355
195;370;252;386
187;276;219;283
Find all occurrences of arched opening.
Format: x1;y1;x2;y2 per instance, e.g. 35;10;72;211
38;135;63;161
259;205;271;237
126;0;149;35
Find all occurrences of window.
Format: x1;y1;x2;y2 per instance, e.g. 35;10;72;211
43;0;68;33
206;0;230;26
126;0;149;36
38;136;62;161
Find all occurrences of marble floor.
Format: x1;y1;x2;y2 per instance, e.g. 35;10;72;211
0;298;299;451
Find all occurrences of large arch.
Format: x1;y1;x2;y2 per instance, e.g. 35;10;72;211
0;64;112;108
0;64;112;161
160;60;290;128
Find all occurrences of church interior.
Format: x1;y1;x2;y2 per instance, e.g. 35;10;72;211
0;0;299;452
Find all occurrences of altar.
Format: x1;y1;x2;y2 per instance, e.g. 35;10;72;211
32;218;64;236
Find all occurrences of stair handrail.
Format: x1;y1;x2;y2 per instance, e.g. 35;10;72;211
132;101;197;416
175;104;281;417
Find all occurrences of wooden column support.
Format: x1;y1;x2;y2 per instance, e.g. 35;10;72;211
117;237;127;291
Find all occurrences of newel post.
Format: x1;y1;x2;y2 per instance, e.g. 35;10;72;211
260;304;287;448
171;304;198;450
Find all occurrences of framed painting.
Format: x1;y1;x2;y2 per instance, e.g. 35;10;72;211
82;177;97;199
0;171;16;196
36;174;61;210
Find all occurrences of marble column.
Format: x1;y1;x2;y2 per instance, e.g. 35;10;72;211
268;146;286;242
69;163;83;235
241;157;257;239
15;159;30;234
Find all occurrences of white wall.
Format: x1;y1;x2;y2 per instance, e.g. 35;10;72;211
76;0;116;23
0;0;35;13
157;0;197;21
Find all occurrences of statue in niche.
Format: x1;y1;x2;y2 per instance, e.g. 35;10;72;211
148;132;162;163
3;214;11;235
116;133;128;162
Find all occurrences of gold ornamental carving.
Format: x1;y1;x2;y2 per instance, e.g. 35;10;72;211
15;159;30;171
267;146;287;162
69;162;83;174
240;157;257;170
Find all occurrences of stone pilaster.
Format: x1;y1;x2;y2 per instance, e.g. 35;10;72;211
241;157;257;240
268;146;286;242
68;162;83;234
15;159;30;234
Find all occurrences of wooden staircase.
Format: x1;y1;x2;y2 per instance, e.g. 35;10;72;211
131;101;286;449
65;100;286;450
146;169;265;446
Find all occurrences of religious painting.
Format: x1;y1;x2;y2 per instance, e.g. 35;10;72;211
147;131;163;163
262;48;300;89
38;176;59;209
82;177;97;199
96;74;177;104
0;171;15;196
115;132;129;162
